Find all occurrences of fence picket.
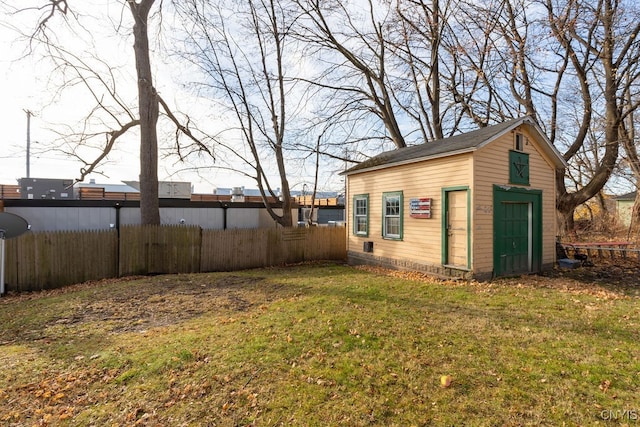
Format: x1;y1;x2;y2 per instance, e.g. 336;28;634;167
5;230;117;292
3;226;346;293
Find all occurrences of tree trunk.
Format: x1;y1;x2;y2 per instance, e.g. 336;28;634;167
130;0;160;225
279;188;293;227
556;204;574;238
553;0;621;235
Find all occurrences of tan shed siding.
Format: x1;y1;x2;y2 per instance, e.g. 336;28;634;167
473;125;557;275
347;154;473;267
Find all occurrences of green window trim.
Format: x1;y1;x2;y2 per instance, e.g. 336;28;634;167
382;191;403;240
353;194;369;237
509;150;530;185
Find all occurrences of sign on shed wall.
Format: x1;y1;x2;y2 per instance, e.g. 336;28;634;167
409;198;432;219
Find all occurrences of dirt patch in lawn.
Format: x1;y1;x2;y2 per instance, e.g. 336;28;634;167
0;271;307;426
0;273;298;341
69;275;270;333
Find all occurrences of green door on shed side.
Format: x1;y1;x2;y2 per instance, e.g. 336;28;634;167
493;186;542;277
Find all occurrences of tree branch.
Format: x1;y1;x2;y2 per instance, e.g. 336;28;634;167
157;94;214;159
76;119;139;183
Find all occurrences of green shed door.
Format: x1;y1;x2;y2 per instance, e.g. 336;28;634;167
493;186;542;277
497;202;531;274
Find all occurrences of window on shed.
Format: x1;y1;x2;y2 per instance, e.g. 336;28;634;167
382;191;403;240
353;194;369;236
515;132;525;151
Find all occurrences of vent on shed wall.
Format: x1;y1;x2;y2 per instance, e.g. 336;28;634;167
363;241;374;253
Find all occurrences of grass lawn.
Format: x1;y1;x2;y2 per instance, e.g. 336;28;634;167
0;262;639;426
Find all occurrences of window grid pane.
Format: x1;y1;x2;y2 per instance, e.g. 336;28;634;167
354;195;368;235
356;217;367;233
383;193;402;239
385;197;399;215
385;217;400;236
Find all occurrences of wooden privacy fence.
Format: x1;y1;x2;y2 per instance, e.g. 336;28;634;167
119;225;203;276
3;225;346;292
200;226;346;271
4;230;118;292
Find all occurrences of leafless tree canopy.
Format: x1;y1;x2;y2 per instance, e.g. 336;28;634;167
10;0;212;224
7;0;640;230
289;0;640;232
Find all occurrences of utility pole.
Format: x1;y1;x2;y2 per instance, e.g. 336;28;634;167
24;110;32;178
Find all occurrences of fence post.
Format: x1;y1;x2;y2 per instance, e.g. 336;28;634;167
0;235;5;295
114;202;121;276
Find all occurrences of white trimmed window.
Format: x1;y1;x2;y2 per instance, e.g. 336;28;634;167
382;191;403;240
353;194;369;236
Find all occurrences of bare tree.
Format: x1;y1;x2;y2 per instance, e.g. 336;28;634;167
292;0;530;157
389;0;451;141
448;0;640;234
292;0;640;235
7;0;211;224
175;0;302;226
620;81;640;240
129;0;161;224
293;0;408;149
387;0;515;138
544;0;640;234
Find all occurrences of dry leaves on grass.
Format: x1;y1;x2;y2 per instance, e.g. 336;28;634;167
0;273;297;426
0;276;147;304
356;258;640;299
1;367;121;426
354;265;470;287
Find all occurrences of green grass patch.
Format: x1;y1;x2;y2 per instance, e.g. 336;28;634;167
1;263;639;426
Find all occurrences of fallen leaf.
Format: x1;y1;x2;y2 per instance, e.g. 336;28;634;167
599;379;611;392
440;375;452;388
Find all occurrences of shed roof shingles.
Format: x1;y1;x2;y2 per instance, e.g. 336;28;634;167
343;117;561;175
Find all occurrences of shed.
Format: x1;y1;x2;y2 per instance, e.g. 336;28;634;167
614;192;635;227
342;116;567;280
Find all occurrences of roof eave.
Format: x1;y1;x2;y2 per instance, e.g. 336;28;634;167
341;147;476;176
342;116;568;176
520;117;568;169
475;116;567;170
